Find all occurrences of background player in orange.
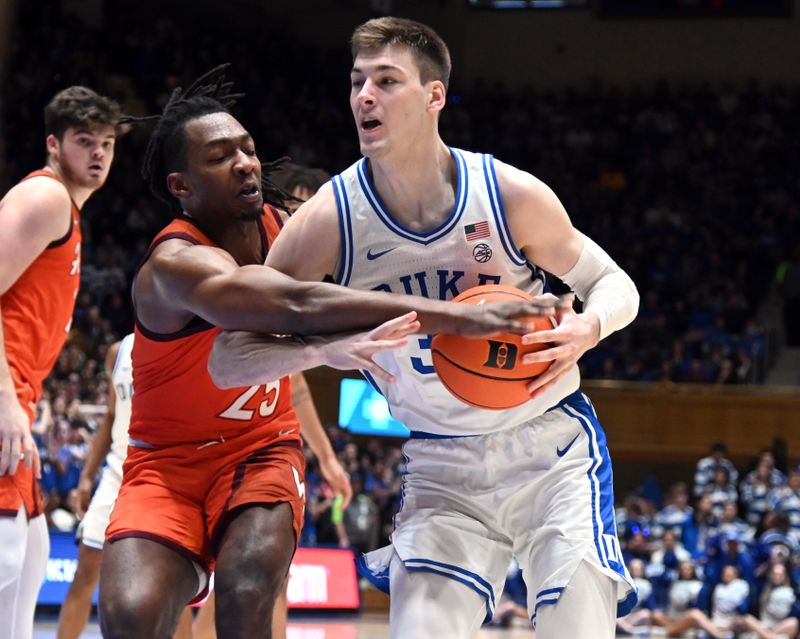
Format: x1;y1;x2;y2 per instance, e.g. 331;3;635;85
0;86;125;639
98;67;546;639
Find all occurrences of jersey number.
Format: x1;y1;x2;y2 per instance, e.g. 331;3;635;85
411;335;435;375
219;381;280;421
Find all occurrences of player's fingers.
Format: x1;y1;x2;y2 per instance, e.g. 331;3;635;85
526;360;568;394
364;337;410;354
0;435;11;474
369;312;418;339
522;347;564;365
21;433;34;471
9;435;21;476
521;328;561;345
32;446;41;480
339;479;354;509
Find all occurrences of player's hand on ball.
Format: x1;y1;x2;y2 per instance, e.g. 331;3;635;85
318;312;420;383
521;294;600;398
456;295;560;337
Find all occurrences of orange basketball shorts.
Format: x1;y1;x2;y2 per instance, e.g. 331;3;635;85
106;427;306;582
0;465;43;519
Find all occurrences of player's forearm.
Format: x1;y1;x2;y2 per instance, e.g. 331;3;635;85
208;331;324;389
201;266;469;336
0;305;22;415
290;373;336;465
80;415;113;481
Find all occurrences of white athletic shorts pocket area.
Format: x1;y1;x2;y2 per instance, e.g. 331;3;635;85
357;390;637;623
77;455;123;549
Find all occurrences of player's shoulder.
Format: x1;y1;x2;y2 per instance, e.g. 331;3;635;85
1;174;72;230
283;182;339;235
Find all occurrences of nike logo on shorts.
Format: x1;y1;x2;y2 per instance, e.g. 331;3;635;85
556;433;580;457
366;247;396;260
278;428;296;438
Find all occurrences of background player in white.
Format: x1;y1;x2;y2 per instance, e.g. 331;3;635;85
211;16;640;639
55;335;191;638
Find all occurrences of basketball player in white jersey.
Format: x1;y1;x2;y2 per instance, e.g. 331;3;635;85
211;17;640;639
56;335;195;638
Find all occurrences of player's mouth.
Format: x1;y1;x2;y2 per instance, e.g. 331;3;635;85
88;163;104;174
237;183;261;203
360;118;383;134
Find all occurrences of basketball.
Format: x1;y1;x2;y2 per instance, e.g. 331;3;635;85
431;285;554;410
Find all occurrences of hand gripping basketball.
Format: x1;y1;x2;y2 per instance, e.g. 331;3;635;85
431;285;557;410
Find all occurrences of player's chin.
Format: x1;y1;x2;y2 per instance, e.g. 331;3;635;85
236;201;264;221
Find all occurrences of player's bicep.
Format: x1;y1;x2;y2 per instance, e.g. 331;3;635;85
495;161;583;277
0;180;72;294
267;186;340;281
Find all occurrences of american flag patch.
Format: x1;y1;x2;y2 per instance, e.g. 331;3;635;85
464;221;490;241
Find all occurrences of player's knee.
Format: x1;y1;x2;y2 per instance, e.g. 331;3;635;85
99;585;175;638
0;548;25;590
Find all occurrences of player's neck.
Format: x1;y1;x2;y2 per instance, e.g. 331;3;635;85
368;140;455;231
44;162;96;209
203;216;264;266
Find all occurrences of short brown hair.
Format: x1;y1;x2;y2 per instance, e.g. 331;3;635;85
351;17;451;89
44;86;127;140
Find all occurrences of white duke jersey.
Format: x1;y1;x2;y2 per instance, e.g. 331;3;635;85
333;148;579;436
109;333;134;466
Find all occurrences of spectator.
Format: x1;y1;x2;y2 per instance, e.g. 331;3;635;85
694;443;739;498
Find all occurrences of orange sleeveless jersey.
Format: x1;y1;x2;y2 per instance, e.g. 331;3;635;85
2;170;82;419
129;207;299;447
1;169;81;518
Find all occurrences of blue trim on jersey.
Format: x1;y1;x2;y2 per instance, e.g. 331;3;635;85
531;596;562;625
360;369;384;396
332;175;354;286
535;586;565;600
525;261;549;293
355;148;469;245
404;557;496;608
404;558;494;622
113;334;134;374
408;430;476;440
617;587;639;617
561;401;608;570
355;554;390;594
482;155;526;267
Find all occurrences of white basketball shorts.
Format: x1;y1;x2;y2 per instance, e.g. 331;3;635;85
358;389;637;624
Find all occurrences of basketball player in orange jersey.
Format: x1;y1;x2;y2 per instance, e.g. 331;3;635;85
215;18;640;639
98;67;550;639
0;86;125;639
191;165;350;639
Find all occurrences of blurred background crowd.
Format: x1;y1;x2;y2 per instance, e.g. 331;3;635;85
3;0;800;631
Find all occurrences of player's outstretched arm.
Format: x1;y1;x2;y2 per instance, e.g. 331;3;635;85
0;178;72;476
140;216;549;340
494;161;639;397
76;342;119;514
208;312;420;389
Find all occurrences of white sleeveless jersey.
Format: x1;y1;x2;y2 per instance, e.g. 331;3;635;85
108;333;133;465
333;148;579;436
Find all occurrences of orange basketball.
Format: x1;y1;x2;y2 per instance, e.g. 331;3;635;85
431;285;554;410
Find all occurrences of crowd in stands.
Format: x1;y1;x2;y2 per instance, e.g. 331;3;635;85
4;3;800;591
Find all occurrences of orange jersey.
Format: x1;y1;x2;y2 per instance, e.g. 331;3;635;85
2;169;82;419
129;206;299;447
1;169;80;518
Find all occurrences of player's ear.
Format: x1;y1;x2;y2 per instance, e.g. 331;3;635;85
46;134;60;161
167;172;190;200
428;80;446;114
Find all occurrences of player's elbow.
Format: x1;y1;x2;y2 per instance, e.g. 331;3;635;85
208;331;245;389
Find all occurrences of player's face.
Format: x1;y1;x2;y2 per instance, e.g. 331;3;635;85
180;112;263;220
49;126;116;190
350;45;439;159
